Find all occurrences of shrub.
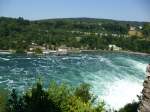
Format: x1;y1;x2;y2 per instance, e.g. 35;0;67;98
6;89;24;112
74;83;96;103
118;102;139;112
48;81;71;111
15;48;25;54
0;89;8;112
34;48;43;54
94;102;105;112
65;95;92;112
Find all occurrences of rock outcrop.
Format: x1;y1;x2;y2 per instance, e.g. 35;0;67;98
138;77;150;112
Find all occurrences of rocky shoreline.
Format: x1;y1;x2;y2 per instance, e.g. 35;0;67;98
138;77;150;112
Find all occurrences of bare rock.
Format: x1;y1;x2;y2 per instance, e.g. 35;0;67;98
138;77;150;112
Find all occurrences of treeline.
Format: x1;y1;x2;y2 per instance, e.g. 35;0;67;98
0;81;139;112
0;17;150;53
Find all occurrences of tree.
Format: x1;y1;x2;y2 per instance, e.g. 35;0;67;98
143;23;150;39
74;83;96;103
4;81;105;112
6;89;24;112
24;82;61;112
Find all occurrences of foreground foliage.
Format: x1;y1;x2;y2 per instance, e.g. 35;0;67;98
118;102;139;112
0;81;141;112
0;89;8;112
0;81;105;112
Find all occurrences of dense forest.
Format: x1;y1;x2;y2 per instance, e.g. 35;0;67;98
0;17;150;53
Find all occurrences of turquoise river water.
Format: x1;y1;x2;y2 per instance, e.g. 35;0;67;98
0;52;150;109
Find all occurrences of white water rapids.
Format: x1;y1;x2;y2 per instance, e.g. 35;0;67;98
0;52;149;110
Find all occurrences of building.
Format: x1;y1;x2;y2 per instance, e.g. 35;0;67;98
108;45;122;51
128;26;143;37
57;48;67;55
57;45;68;55
130;26;136;31
29;45;46;51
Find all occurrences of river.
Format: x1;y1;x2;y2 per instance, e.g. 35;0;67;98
0;52;150;109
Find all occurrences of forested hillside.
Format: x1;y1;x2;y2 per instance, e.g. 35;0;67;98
0;17;150;53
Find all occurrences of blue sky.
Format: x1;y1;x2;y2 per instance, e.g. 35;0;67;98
0;0;150;22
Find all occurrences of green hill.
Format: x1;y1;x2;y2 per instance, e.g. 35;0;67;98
0;17;150;53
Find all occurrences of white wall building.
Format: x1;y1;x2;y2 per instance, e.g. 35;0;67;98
109;45;122;51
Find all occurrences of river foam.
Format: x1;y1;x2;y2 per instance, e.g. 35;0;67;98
102;79;143;109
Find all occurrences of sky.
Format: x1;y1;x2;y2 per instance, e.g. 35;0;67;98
0;0;150;22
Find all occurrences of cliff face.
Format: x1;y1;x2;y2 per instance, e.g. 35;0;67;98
139;77;150;112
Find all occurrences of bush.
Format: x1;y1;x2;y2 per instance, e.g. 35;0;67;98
118;102;139;112
34;48;43;54
6;89;24;112
74;83;96;103
0;89;8;112
15;48;25;54
65;95;92;112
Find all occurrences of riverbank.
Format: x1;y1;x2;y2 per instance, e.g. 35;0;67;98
0;50;13;54
0;49;149;56
119;50;150;56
